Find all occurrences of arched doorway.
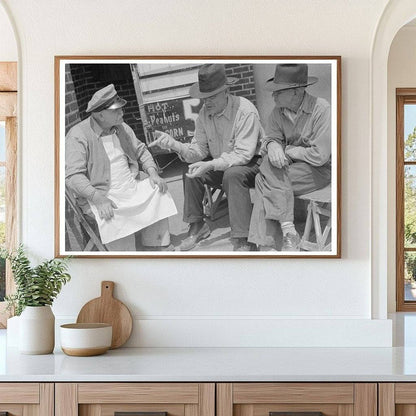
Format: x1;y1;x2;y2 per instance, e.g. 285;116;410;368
371;0;416;319
0;0;18;327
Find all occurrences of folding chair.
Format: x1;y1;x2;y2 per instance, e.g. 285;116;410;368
297;184;332;251
202;184;256;221
65;186;107;251
202;184;227;221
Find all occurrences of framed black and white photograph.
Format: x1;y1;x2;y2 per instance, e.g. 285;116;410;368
55;56;341;258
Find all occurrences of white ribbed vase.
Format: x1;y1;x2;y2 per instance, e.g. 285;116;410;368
19;306;55;354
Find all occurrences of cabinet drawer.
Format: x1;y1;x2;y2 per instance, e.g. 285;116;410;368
217;383;376;416
78;383;200;404
379;383;416;416
0;383;39;403
0;383;53;416
56;383;215;416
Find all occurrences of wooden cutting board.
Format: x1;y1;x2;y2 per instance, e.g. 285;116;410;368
76;281;133;349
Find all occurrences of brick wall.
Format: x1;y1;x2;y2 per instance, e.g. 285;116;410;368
225;64;257;106
66;64;145;142
64;66;81;131
65;63;257;138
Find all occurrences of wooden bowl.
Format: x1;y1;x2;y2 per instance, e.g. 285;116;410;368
60;323;112;356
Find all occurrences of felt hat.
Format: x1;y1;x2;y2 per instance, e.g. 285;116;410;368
189;64;238;99
86;84;127;113
264;64;318;92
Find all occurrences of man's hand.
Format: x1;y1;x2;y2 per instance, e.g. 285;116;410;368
147;167;168;193
149;173;168;193
92;191;118;221
186;161;214;178
148;130;179;152
267;141;288;168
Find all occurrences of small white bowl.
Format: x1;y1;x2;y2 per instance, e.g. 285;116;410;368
60;323;112;356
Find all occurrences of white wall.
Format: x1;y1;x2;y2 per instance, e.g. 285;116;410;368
387;25;416;312
0;0;394;346
0;3;16;61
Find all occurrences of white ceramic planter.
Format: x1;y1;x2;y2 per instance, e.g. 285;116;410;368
6;315;20;347
19;305;55;354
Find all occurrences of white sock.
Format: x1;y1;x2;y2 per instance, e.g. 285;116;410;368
281;222;296;236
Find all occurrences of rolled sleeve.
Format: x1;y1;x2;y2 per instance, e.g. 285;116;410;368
179;116;210;163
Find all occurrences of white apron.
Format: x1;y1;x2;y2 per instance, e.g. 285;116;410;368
90;133;177;245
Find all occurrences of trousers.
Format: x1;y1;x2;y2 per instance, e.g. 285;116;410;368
183;157;261;238
248;156;331;247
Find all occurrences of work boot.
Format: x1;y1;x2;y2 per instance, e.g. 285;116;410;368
233;238;257;252
179;222;211;251
282;232;301;251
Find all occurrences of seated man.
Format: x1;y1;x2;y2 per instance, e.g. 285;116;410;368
248;64;331;251
65;84;177;251
149;64;263;251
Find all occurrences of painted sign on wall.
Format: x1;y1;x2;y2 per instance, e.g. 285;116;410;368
144;97;202;143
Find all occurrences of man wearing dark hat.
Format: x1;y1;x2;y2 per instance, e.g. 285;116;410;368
66;84;177;251
248;64;331;251
149;64;263;251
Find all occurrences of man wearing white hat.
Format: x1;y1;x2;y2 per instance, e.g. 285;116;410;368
248;64;331;251
66;84;177;251
149;64;263;251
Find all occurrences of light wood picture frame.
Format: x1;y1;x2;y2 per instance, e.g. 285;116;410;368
0;61;17;327
55;56;341;258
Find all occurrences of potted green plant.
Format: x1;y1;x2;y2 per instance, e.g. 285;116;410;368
1;245;71;354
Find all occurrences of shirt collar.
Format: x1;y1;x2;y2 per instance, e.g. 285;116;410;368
90;116;117;138
90;116;105;137
281;92;315;120
209;95;232;120
298;92;315;114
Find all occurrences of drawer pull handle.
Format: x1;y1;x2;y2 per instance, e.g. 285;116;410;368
115;412;168;416
270;413;324;416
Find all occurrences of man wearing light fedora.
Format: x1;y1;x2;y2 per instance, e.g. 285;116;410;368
149;64;263;251
66;84;177;251
248;64;331;251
